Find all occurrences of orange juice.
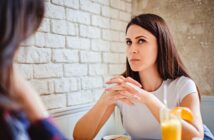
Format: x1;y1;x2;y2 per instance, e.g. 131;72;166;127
161;118;181;140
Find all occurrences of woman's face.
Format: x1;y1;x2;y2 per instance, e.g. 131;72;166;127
126;25;158;72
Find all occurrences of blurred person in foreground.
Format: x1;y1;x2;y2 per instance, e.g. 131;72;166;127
0;0;66;139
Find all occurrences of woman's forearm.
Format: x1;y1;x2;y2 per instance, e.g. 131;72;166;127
73;100;115;140
144;94;203;140
181;120;204;140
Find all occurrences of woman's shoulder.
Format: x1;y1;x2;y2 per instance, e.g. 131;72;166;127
167;76;197;103
168;76;196;88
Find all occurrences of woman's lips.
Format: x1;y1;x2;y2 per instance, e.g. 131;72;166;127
129;59;141;65
130;59;140;62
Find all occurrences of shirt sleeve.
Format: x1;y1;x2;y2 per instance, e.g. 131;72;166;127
28;117;67;140
177;76;198;104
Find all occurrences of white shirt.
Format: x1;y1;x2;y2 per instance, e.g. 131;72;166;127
116;76;197;139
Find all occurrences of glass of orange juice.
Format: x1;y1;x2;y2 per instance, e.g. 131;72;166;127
160;107;182;140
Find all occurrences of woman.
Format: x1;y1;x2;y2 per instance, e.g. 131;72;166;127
73;14;204;140
0;0;66;139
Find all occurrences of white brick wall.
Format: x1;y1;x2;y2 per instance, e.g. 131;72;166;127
66;9;90;25
16;0;132;110
52;49;79;63
92;15;110;28
80;25;101;38
51;20;67;35
66;37;90;50
34;64;63;78
64;64;88;77
91;39;110;52
35;32;46;47
38;18;50;32
16;64;34;79
80;51;101;63
80;0;101;14
54;79;71;93
67;90;93;106
30;79;54;95
45;2;65;19
110;0;126;11
102;6;120;19
81;76;103;89
89;64;108;75
42;94;66;109
103;53;125;63
17;47;51;63
46;33;65;48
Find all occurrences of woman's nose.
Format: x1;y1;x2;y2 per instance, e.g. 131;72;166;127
130;45;138;54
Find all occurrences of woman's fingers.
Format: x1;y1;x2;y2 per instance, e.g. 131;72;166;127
106;90;134;105
105;81;144;96
113;94;126;100
105;85;124;92
125;77;142;87
121;82;139;94
105;76;146;104
122;82;148;95
106;76;142;90
113;92;134;105
105;81;148;105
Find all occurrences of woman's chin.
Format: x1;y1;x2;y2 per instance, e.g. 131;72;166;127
130;66;141;72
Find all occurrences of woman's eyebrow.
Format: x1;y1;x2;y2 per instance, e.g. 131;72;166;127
126;35;147;40
135;35;147;39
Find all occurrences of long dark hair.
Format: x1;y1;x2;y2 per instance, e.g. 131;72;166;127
0;0;45;105
123;13;200;99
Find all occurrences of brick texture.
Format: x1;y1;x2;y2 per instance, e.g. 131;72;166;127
16;0;131;110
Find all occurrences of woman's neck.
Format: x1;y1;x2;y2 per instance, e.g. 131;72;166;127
139;65;163;92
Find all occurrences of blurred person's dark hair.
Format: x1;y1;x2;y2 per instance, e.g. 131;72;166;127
0;0;45;106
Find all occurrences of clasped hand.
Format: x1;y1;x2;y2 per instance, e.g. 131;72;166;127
103;76;149;105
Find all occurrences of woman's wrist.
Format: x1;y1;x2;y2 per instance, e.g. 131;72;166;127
98;93;116;108
139;92;154;105
97;98;112;109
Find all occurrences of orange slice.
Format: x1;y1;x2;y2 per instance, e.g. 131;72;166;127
170;107;194;123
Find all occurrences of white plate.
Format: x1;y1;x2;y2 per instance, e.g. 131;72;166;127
102;135;131;140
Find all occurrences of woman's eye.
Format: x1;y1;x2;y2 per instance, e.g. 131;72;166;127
138;39;145;44
126;40;132;46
